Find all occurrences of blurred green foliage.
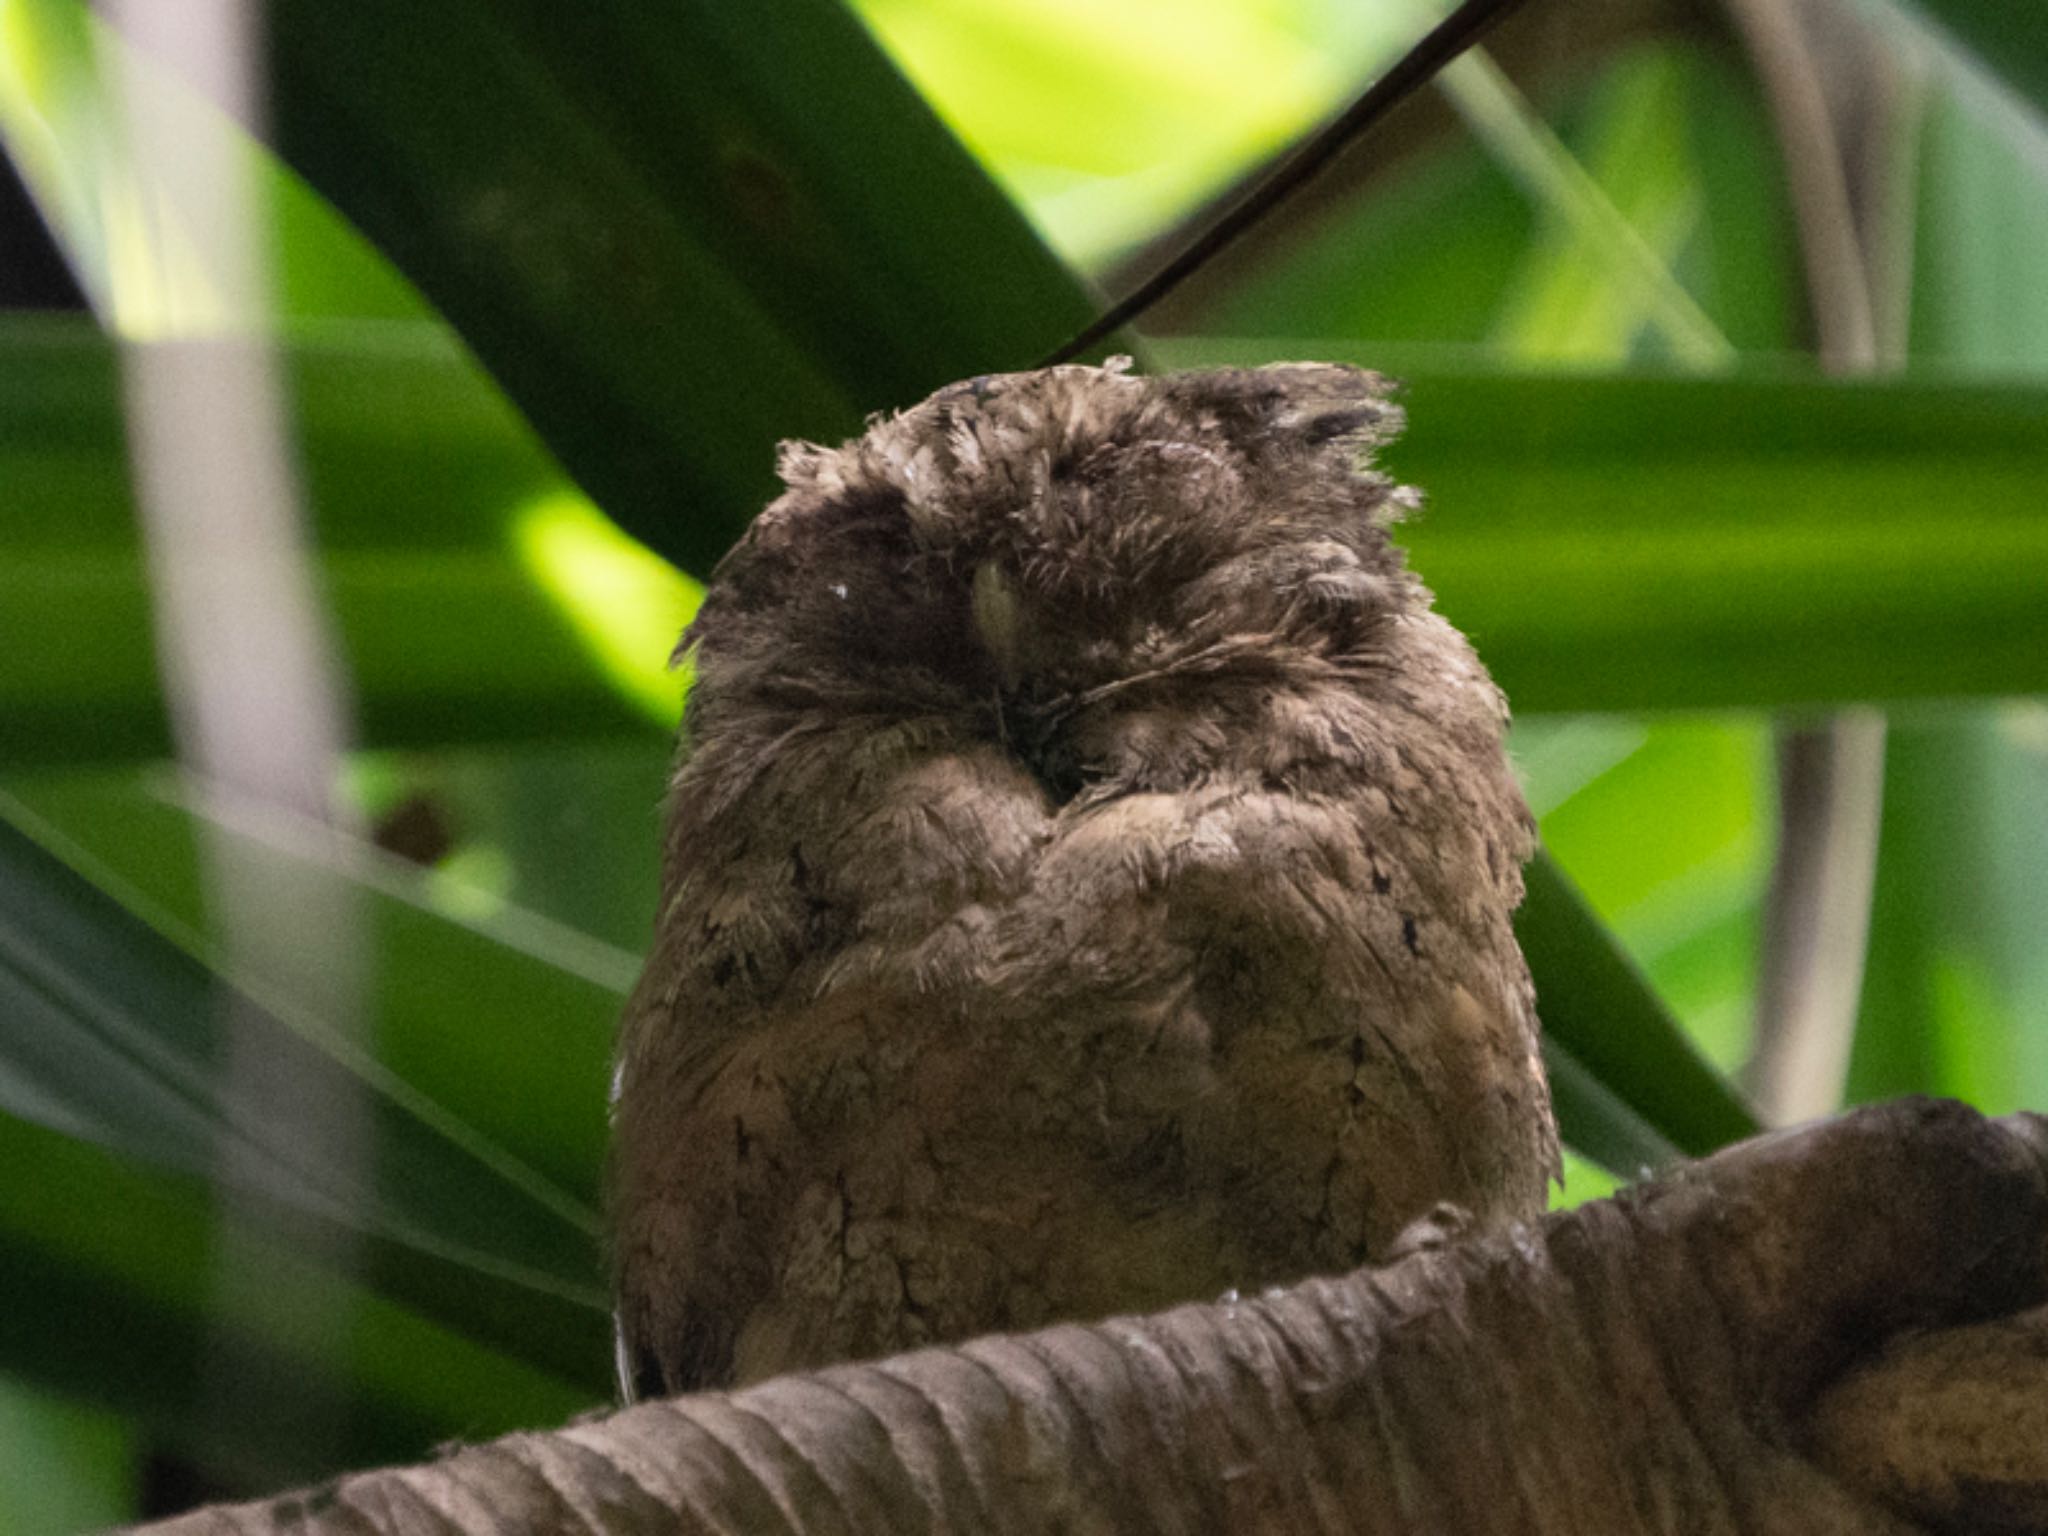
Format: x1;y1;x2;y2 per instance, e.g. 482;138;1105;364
0;0;2044;1523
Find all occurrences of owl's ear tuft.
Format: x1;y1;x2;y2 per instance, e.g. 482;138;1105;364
1299;407;1381;445
776;439;834;492
1263;367;1402;445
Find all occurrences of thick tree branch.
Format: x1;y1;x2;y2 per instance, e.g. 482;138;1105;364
139;1101;2048;1535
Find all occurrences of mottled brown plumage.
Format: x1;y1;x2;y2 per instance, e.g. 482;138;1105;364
611;360;1558;1397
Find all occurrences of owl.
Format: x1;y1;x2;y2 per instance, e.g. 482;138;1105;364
611;359;1559;1398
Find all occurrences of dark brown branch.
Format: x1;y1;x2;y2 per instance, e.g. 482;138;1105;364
138;1101;2048;1536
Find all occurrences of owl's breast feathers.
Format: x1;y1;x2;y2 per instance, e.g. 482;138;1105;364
612;362;1558;1396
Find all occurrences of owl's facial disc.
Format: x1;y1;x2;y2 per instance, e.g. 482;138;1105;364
716;361;1417;721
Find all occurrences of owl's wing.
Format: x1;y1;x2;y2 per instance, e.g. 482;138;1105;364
610;725;1056;1395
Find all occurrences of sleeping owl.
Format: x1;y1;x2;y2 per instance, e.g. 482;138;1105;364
611;359;1558;1397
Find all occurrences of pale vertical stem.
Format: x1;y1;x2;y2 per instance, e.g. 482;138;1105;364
1748;711;1887;1122
1865;64;1928;368
1724;0;1899;1125
1719;0;1880;377
106;0;369;1461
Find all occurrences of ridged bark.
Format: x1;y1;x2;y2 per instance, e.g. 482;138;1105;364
141;1100;2048;1536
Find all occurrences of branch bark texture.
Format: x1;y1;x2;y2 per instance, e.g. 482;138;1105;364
141;1100;2048;1536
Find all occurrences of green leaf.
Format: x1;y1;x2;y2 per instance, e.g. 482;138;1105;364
1461;43;1733;367
851;0;1413;266
0;1375;134;1536
0;1111;590;1484
1528;715;1768;1076
1521;853;1760;1159
6;771;627;1203
1850;712;2048;1110
1543;1036;1682;1179
1909;67;2048;372
1171;40;1796;357
1512;717;1766;1165
1551;1148;1624;1209
1171;112;1531;346
0;791;615;1390
1846;65;2048;1118
393;741;671;954
82;0;1103;575
0;318;665;765
13;319;2048;768
1884;0;2048;123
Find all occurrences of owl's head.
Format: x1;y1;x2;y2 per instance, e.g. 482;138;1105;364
682;362;1431;751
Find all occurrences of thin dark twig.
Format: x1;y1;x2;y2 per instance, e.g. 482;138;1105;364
1033;0;1539;369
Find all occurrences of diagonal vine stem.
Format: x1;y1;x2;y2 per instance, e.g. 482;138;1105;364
1035;0;1537;367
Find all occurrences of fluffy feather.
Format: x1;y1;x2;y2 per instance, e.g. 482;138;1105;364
612;361;1558;1396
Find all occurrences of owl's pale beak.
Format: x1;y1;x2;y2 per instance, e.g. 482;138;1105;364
971;560;1026;691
